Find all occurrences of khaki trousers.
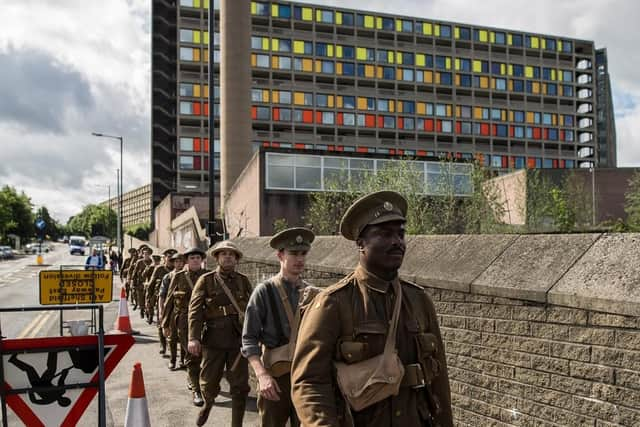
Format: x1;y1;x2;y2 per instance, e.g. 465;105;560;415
257;373;299;427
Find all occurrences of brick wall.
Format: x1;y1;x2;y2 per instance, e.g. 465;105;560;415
233;233;640;426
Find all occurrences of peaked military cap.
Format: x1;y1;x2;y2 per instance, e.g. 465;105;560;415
138;244;153;254
339;190;408;241
128;247;137;254
170;252;184;261
211;240;243;259
270;227;315;251
151;254;162;261
163;248;178;256
183;247;206;258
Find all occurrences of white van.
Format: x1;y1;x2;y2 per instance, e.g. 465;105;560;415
69;235;86;256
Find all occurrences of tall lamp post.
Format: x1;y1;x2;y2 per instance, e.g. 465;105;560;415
92;132;123;256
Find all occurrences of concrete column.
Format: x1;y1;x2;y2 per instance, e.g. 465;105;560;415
220;0;252;211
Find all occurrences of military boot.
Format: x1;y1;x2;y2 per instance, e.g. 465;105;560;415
192;391;204;407
196;403;213;426
231;397;247;427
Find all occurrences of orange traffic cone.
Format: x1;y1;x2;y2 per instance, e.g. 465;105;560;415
113;286;138;335
125;363;151;427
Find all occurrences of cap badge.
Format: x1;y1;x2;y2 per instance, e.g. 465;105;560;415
383;201;394;211
295;235;304;244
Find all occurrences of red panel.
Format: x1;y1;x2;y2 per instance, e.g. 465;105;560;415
204;138;209;153
295;143;305;149
194;156;201;170
273;108;280;121
316;111;323;123
398;118;404;129
398;149;404;155
501;156;508;168
492;124;497;136
336;146;344;151
424;119;434;132
262;142;269;147
377;116;384;128
560;160;566;168
328;145;335;151
194;138;201;152
552;159;558;169
204;156;209;169
417;150;427;156
337;112;344;125
543;128;549;140
193;102;201;115
389;149;396;155
456;122;461;134
251;106;257;120
509;126;514;137
303;110;313;123
357;147;368;153
527;158;536;169
436;120;442;132
204;103;209;116
559;130;565;141
533;127;541;139
480;123;489;136
509;157;516;168
366;114;375;128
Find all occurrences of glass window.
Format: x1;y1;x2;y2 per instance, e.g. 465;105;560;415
180;29;193;43
404;118;415;130
514;126;524;138
342;46;355;59
180;156;194;170
251;36;263;50
342;62;355;76
279;108;291;121
381;18;394;31
402;68;414;81
321;61;334;74
318;9;333;23
256;54;269;68
278;39;291;52
458;58;471;72
180;47;194;61
383;116;395;128
441;120;452;133
435;56;447;69
436;104;447;117
459;106;471;118
251;89;263;102
343;96;355;109
382;67;395;80
512;79;524;92
254;2;269;16
511;34;523;46
461;121;472;134
180;137;194;151
343;113;355;126
341;13;354;26
322;111;335;124
512;64;524;77
457;27;471;40
277;56;291;69
377;99;389;112
494;32;506;44
459;74;471;87
268;162;294;188
256;106;270;120
179;102;193;114
439;25;451;38
180;83;194;97
495;78;507;90
440;72;452;85
279;91;291;104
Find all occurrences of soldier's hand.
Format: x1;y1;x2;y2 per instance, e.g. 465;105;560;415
188;340;201;357
257;373;281;401
163;327;171;338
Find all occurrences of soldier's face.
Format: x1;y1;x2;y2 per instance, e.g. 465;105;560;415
358;221;406;271
216;250;238;270
278;249;307;276
187;254;203;270
174;259;185;270
143;250;151;259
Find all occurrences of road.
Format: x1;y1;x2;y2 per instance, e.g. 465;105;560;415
0;244;260;426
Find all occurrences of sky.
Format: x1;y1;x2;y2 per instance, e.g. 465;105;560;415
0;0;638;223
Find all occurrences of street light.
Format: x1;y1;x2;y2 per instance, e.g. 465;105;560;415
92;132;123;256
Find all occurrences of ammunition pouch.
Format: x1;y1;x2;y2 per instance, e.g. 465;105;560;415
262;344;291;378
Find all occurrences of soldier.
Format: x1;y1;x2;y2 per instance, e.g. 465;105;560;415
130;245;153;311
163;247;209;407
291;191;453;427
146;248;177;326
140;254;161;319
159;252;186;368
188;241;253;427
120;247;137;301
242;227;318;427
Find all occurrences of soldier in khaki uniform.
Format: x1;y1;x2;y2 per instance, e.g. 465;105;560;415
291;191;453;427
242;228;318;427
130;245;153;311
145;249;176;325
188;241;253;426
163;247;209;407
160;252;186;368
120;248;137;301
140;254;161;319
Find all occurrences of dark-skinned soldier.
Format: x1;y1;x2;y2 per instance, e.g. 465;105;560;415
160;252;186;368
120;247;138;302
188;241;253;426
291;191;453;427
163;247;209;407
146;248;177;330
130;245;153;311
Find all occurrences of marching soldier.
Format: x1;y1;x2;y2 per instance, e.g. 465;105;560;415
120;247;138;301
140;254;161;319
242;228;319;427
163;247;209;407
130;245;153;311
188;241;253;427
291;191;453;427
159;252;186;368
146;248;177;326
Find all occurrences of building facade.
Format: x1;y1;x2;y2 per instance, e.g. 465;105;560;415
101;184;152;229
151;0;615;228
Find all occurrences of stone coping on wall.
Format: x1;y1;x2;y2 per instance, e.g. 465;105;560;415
232;233;640;317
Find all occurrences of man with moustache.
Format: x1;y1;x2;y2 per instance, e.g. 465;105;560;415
291;191;453;427
242;227;318;427
163;247;209;406
188;241;253;427
159;252;186;368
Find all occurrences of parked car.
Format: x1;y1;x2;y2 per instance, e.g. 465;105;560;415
69;236;86;256
0;246;14;259
26;243;50;254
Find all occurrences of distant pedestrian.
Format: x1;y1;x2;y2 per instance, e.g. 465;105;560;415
85;249;104;270
109;249;119;273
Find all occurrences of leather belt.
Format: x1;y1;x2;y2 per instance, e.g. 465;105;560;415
401;363;427;388
209;303;238;318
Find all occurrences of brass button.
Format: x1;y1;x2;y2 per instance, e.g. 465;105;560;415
395;410;401;417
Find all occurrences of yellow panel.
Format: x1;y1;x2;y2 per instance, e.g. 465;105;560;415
390;100;395;113
417;102;426;115
424;71;433;83
396;52;402;65
293;41;305;54
327;45;334;57
328;95;334;108
447;105;452;116
396;19;402;32
531;36;539;49
272;38;279;51
377;66;383;79
526;112;534;123
417;54;426;67
388;51;394;64
501;110;507;121
193;49;200;61
500;64;506;75
251;2;257;15
473;60;482;73
203;31;209;45
357;48;367;61
507;34;513;45
454;27;460;39
303;58;313;72
272;90;280;103
315;60;322;73
337;96;343;108
478;30;488;42
445;57;451;70
294;92;305;105
364;15;374;28
336;12;343;25
557;40;563;52
455;106;461;116
525;66;533;78
509;111;514;121
552;114;557;125
336;45;343;58
508;65;513;76
474;107;483;119
271;4;279;17
263;89;270;102
316;10;322;22
271;56;278;68
532;82;540;93
481;77;489;88
193;85;201;97
193;31;201;44
262;38;269;51
422;22;432;36
204;85;209;98
434;24;440;37
203;0;208;9
365;65;374;78
490;31;495;43
435;72;440;84
376;17;382;30
396;69;402;80
559;115;564;126
455;58;460;71
358;97;367;110
551;69;556;80
541;38;546;49
302;7;312;21
194;0;200;8
508;80;513;91
251;53;257;67
203;49;208;62
336;62;343;75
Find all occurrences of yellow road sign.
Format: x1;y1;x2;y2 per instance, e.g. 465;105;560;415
39;270;113;305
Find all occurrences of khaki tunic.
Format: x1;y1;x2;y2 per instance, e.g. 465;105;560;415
120;256;136;281
131;258;152;289
146;265;170;314
291;265;453;427
188;268;253;403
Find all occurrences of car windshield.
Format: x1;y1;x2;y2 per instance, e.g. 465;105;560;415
70;240;84;246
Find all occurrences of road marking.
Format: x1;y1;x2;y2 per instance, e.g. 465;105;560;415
28;311;54;338
17;313;45;338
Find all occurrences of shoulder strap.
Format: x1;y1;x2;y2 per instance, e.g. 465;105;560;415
266;282;287;345
272;276;296;328
383;279;402;356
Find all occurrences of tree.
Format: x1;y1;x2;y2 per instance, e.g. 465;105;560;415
0;185;34;241
625;171;640;231
125;223;151;240
272;218;289;234
35;206;64;240
67;204;117;238
562;170;593;229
